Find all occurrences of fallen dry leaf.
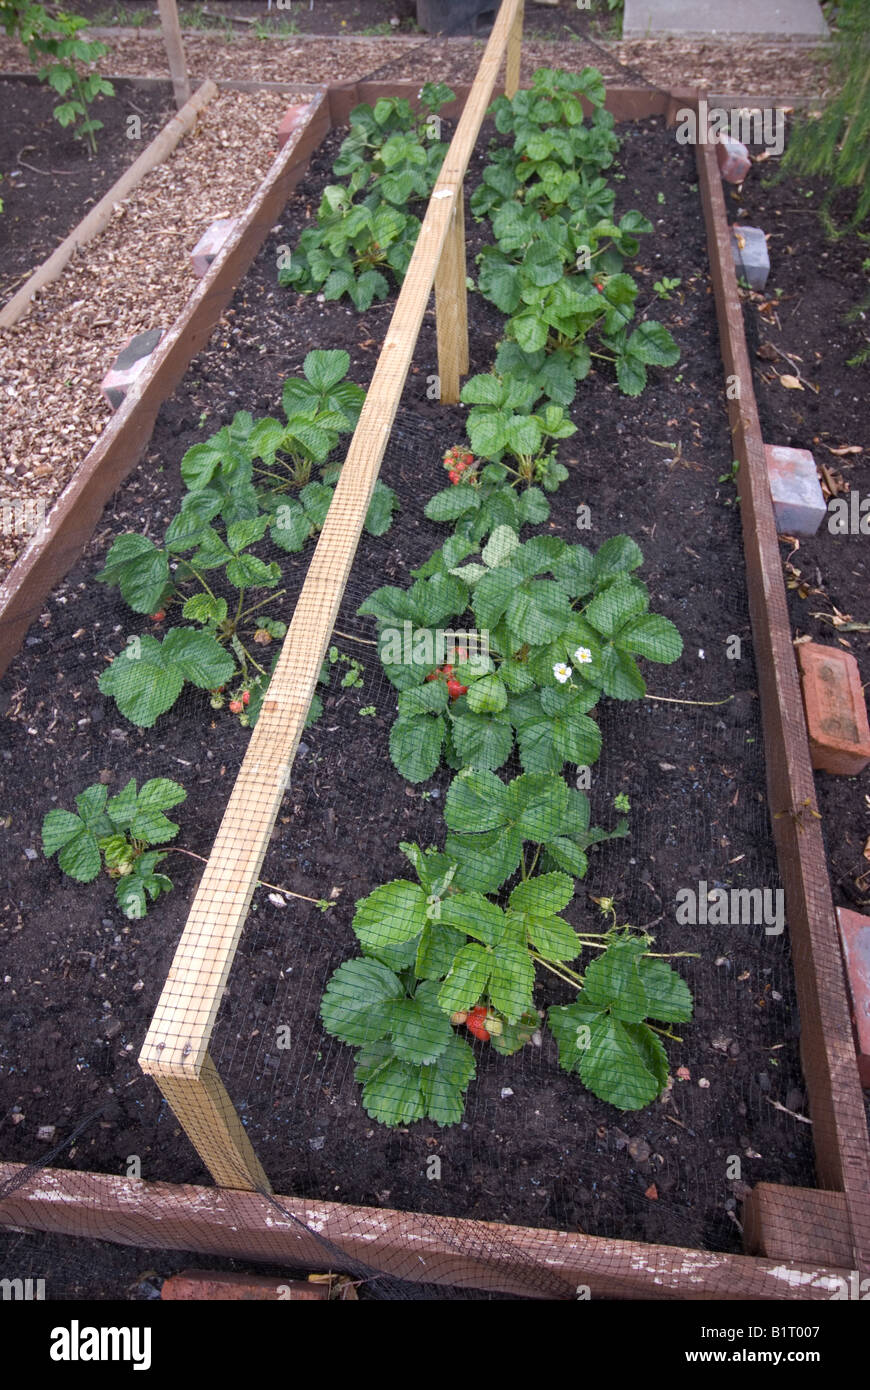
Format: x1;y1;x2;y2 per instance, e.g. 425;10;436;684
824;444;863;456
779;374;804;390
756;341;780;361
645;1184;659;1200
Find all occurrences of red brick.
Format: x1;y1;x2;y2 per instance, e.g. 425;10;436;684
795;642;870;775
277;103;312;149
190;217;239;278
101;328;165;411
161;1269;328;1300
836;908;870;1087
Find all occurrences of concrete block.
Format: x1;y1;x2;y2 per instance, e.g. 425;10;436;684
731;225;770;291
835;908;870;1087
796;642;870;776
717;134;751;184
191;217;239;277
624;0;829;40
101;328;165;411
765;443;826;536
277;102;313;149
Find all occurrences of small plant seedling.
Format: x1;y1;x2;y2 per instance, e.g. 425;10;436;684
653;276;681;300
42;778;186;919
614;792;631;813
3;5;115;153
718;459;740;505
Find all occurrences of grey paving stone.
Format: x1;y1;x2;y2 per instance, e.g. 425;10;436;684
623;0;829;39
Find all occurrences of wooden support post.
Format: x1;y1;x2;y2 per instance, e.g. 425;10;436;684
157;0;191;110
742;1184;855;1271
505;0;524;98
147;1052;272;1193
435;185;469;403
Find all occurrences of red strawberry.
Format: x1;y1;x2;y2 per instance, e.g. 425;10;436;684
446;678;468;700
242;690;250;705
150;610;166;622
229;699;243;714
466;1005;490;1041
449;469;461;484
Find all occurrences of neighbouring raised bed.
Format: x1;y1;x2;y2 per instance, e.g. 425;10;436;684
0;100;820;1259
0;85;311;579
725;133;870;926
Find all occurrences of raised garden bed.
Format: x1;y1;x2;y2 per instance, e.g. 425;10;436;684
0;4;867;1297
0;106;815;1244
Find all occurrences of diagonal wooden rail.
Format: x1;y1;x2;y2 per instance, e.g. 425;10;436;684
139;0;525;1189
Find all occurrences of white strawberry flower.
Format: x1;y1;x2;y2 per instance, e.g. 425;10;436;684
573;646;593;665
553;663;572;684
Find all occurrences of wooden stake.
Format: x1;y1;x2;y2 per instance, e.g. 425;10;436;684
157;0;191;110
505;0;524;99
146;1052;272;1193
435;184;469;402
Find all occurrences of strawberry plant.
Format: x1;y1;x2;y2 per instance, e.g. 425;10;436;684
280;84;455;310
360;530;682;782
42;777;185;918
281;190;420;310
95;353;397;728
331;84;455;197
456;372;575;487
470;67;618;222
320;832;692;1124
468;66;679;398
98;629;237;728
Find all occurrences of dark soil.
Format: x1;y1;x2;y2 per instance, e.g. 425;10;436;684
732;143;870;921
0;77;174;302
0;115;819;1295
72;0;618;41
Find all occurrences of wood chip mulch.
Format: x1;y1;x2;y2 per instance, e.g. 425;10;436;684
0;88;306;582
0;30;829;97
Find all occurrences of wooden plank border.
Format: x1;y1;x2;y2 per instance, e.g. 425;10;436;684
695;122;870;1275
0;87;330;680
0;1164;853;1301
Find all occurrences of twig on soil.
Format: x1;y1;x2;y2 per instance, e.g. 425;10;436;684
645;693;734;707
169;846;337;907
765;1096;812;1124
17;146;77;176
332;629;378;645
